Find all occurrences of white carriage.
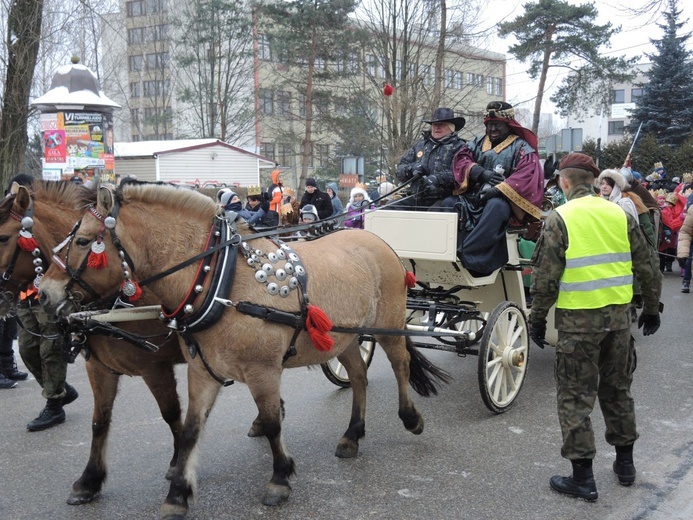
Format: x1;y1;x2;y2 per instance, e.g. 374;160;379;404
322;209;556;413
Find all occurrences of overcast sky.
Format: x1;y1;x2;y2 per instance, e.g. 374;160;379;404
477;0;693;119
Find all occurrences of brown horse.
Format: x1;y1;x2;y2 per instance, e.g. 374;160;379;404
38;183;449;518
0;181;185;505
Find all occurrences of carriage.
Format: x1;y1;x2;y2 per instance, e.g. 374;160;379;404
321;208;556;413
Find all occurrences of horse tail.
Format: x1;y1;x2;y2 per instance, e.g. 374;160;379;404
406;337;452;397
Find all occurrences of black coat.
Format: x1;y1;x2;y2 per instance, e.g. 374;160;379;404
299;189;333;219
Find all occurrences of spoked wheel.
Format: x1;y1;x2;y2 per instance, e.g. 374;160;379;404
321;337;376;388
478;301;529;414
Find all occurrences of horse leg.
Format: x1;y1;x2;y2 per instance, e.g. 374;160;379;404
378;337;424;435
247;398;285;438
333;341;368;459
161;367;220;520
245;373;295;506
67;361;119;505
141;368;183;479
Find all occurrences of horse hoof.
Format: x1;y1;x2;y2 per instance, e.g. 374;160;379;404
409;419;424;435
67;490;98;505
335;440;359;458
165;465;176;480
262;483;291;506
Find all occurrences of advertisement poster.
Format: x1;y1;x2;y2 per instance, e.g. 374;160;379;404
43;129;67;163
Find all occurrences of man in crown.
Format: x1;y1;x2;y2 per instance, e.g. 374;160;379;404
447;101;544;275
393;107;467;210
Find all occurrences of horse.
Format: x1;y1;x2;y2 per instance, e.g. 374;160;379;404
0;181;185;505
38;182;450;518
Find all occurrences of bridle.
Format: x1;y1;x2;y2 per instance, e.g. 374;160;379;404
51;202;139;310
0;197;50;298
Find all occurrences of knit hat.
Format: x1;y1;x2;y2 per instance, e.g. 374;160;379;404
558;153;600;177
300;204;319;221
305;178;317;188
219;190;239;207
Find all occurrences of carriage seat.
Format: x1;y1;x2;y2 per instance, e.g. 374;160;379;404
364;210;523;288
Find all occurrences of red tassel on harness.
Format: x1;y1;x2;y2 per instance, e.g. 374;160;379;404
306;304;333;351
18;235;39;252
87;237;108;269
405;270;416;288
121;280;143;302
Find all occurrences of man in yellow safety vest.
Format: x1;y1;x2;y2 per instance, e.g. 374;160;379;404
529;152;662;501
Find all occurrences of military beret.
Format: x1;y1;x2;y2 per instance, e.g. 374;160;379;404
558;153;600;177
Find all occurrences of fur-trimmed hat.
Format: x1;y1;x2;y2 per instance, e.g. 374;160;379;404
598;169;630;191
558;153;600;177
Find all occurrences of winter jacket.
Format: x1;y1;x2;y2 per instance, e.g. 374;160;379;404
299;189;333;219
677;209;693;259
326;182;343;217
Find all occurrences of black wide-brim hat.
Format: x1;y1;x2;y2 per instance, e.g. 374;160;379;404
422;107;466;132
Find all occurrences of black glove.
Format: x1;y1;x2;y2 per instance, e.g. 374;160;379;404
637;313;660;336
481;186;502;201
543;160;557;179
411;163;426;179
530;319;549;348
480;169;505;186
423;176;442;197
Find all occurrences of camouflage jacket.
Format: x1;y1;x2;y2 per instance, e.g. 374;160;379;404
396;131;466;201
530;184;662;332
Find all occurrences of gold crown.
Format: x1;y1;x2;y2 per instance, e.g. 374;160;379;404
247;185;262;196
355;182;368;191
653;161;664;170
682;173;692;183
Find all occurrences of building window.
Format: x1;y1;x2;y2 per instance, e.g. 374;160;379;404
276;91;291;117
467;73;484;87
126;0;145;17
132;134;141;142
487;77;503;96
130;82;141;98
147;0;165;14
259;89;274;115
128;27;145;44
608;120;625;135
260;142;275;161
150;24;168;42
146;52;169;70
258;34;271;61
631;88;643;102
143;80;169;97
130;108;140;121
611;89;625;103
278;144;294;167
445;69;455;88
128;55;143;72
314;144;330;167
298;94;306;117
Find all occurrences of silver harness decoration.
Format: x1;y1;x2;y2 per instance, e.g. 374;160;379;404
241;241;306;299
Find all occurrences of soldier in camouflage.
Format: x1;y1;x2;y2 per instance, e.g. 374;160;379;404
529;153;662;501
393;107;466;210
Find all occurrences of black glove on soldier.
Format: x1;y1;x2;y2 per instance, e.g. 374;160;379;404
530;319;549;348
638;313;660;336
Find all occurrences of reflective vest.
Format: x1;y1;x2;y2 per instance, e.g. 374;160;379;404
555;196;633;309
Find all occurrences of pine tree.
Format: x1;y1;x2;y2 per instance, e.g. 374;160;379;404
628;0;693;146
499;0;636;135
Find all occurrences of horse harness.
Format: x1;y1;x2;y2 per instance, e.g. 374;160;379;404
52;193;330;386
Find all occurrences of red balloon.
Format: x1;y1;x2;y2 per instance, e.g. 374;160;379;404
383;83;394;96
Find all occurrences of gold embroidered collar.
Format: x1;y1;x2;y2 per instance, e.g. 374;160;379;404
481;134;518;153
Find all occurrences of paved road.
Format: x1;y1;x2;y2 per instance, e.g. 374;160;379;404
1;272;692;520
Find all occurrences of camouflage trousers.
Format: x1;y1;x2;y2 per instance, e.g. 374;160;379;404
555;328;638;460
16;300;67;400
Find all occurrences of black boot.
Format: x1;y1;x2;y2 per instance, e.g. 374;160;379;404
0;355;28;381
0;371;17;389
62;383;79;406
550;459;598;501
27;399;66;431
613;444;636;486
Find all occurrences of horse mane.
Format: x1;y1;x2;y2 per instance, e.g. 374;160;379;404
0;180;97;222
119;183;219;222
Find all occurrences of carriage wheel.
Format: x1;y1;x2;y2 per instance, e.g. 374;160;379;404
320;338;375;388
477;301;529;414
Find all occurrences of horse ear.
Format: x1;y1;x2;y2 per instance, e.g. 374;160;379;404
12;185;32;214
97;185;116;215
